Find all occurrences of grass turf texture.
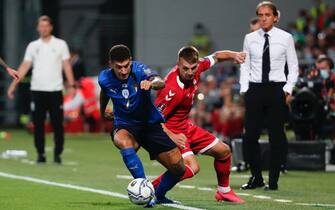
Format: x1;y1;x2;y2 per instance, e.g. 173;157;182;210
0;130;334;210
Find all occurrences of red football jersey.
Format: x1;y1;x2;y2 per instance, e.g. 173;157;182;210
155;58;214;133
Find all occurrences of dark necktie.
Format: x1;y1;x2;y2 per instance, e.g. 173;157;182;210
262;33;270;83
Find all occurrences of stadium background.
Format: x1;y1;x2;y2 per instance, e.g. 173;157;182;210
0;0;334;126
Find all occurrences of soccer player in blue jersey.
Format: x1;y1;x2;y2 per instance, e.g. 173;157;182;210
99;44;186;206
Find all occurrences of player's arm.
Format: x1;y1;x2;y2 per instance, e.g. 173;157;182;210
198;51;246;73
161;123;186;148
63;59;76;88
0;57;19;80
99;89;114;121
212;50;246;64
140;76;165;91
7;60;32;99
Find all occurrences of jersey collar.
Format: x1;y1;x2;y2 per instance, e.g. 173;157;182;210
176;75;184;89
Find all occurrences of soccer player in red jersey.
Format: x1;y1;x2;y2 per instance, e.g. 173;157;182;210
152;46;246;203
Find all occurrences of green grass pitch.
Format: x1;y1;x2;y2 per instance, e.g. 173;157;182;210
0;130;335;210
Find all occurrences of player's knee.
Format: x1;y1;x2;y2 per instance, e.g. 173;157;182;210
113;137;137;150
216;142;231;160
169;158;186;177
190;164;200;175
222;143;231;157
186;161;200;175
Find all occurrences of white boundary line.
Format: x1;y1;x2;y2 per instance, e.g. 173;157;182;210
0;172;205;210
115;174;335;208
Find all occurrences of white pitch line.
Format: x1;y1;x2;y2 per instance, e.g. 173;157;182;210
0;172;204;210
274;199;292;203
115;174;335;208
116;175;133;180
230;174;269;179
236;193;251;196
197;187;214;191
178;184;196;189
0;171;127;198
116;174;157;180
296;203;335;208
253;195;272;199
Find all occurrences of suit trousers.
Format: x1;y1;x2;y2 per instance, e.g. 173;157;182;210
244;82;288;186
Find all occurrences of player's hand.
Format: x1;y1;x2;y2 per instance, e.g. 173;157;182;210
234;52;246;64
285;92;293;105
67;85;77;98
6;67;20;80
140;80;152;90
103;112;114;121
7;85;16;99
169;132;187;149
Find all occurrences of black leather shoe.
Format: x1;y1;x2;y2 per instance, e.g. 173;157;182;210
54;155;62;164
264;184;278;191
241;176;265;190
36;154;46;164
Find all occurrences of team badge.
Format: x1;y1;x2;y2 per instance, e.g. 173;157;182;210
122;89;129;99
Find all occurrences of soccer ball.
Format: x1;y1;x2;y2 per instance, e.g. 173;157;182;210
127;178;155;205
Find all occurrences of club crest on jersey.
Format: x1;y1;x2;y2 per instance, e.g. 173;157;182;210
122;89;129;99
165;90;175;101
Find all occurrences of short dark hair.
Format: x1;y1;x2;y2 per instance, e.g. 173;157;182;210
178;46;199;64
38;15;53;25
109;44;131;62
256;1;279;17
317;55;334;69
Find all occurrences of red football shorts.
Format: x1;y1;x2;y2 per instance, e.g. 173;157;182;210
176;122;219;157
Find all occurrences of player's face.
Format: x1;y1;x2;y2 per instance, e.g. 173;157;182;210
250;22;260;32
110;59;132;80
37;21;53;38
257;6;277;32
178;58;198;81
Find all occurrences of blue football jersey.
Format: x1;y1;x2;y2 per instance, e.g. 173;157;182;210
98;61;165;126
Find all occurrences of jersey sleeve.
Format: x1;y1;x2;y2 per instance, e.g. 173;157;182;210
97;70;107;91
198;56;215;73
137;62;158;80
61;41;70;60
23;43;34;62
155;85;182;118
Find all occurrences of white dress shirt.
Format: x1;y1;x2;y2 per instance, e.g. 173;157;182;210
24;35;70;91
239;27;299;94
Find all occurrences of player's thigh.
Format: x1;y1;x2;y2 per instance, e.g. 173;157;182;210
203;141;231;160
141;124;178;159
113;129;139;150
156;147;185;176
188;125;218;155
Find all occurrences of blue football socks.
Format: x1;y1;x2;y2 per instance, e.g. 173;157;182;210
120;148;145;178
155;170;182;200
